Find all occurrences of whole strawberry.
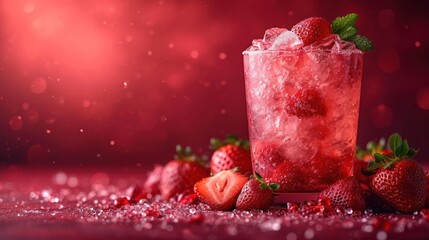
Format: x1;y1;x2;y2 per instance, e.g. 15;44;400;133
285;89;327;118
236;173;279;210
367;133;426;213
425;173;429;208
291;17;331;46
194;170;248;211
355;138;391;185
160;145;209;200
210;135;252;174
319;176;366;210
143;164;163;194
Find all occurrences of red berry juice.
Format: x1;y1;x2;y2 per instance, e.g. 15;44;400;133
243;32;363;195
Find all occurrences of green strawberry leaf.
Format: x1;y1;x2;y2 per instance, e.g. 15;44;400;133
374;153;384;163
407;148;419;158
366;133;419;172
388;132;402;154
268;183;280;190
368;161;381;171
395;141;410;158
332;13;358;34
209;134;249;151
255;172;264;183
260;182;269;190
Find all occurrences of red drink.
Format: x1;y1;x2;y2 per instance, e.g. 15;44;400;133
243;29;363;193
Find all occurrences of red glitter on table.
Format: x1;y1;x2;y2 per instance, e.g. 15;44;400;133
1;167;428;240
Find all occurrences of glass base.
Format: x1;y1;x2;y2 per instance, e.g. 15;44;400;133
273;192;320;204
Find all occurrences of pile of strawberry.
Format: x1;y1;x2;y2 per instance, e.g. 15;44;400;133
321;133;428;213
116;135;280;211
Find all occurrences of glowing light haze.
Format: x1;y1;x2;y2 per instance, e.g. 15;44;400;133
0;0;428;166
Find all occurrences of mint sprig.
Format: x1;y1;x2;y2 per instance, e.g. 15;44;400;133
367;133;419;172
331;13;373;51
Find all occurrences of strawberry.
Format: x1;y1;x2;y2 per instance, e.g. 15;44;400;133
355;138;392;185
319;176;366;210
291;17;331;46
367;133;426;213
285;89;327;118
251;141;285;177
210;135;252;174
160;145;209;200
236;173;279;210
194;170;248;211
426;173;429;208
266;162;305;192
143;164;163;194
308;151;353;187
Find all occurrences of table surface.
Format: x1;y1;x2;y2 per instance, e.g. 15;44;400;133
0;167;428;240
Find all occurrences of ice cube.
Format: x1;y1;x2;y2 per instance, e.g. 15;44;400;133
305;34;358;52
263;28;287;42
269;31;303;50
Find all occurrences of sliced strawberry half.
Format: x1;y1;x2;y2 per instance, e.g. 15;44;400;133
291;17;331;46
194;170;248;211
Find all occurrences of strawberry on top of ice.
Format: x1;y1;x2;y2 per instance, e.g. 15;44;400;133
246;13;372;52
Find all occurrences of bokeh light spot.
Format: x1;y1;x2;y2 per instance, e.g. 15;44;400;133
417;88;429;110
91;172;110;186
26;109;40;124
31;77;47;94
415;41;421;47
190;50;199;59
9;115;24;131
22;102;30;110
125;35;133;42
67;176;79;187
377;48;400;73
378;9;395;30
27;144;48;164
53;172;67;185
219;52;227;60
371;104;393;128
82;100;91;108
23;1;35;13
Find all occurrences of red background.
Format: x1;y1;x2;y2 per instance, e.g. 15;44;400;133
1;0;428;168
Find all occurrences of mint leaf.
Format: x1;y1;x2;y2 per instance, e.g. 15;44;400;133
331;13;373;51
349;35;373;51
339;26;358;40
332;13;359;34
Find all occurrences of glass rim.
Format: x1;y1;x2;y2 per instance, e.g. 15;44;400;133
242;48;363;55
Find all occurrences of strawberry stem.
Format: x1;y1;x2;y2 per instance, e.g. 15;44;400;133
174;144;209;168
254;172;279;191
366;133;419;172
209;135;250;151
